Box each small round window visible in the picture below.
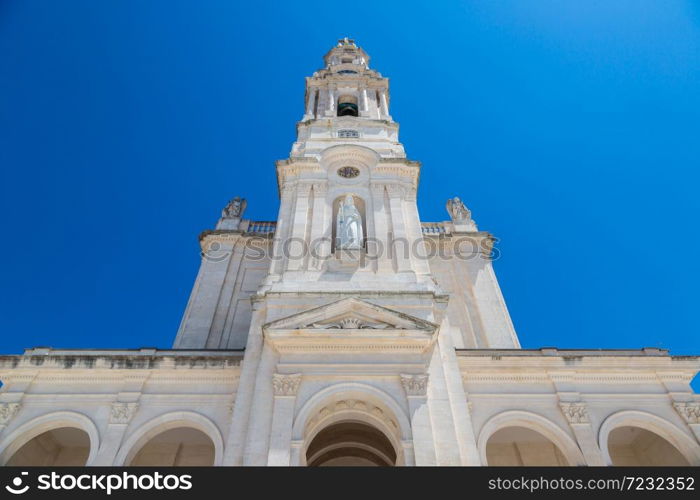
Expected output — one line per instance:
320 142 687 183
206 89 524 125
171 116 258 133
337 166 360 179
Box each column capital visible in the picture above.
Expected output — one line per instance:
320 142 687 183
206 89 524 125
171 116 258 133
272 373 302 397
400 373 429 397
0 402 21 427
559 401 589 424
110 402 139 425
673 401 700 424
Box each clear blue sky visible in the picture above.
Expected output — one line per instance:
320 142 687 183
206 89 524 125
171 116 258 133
1 1 699 373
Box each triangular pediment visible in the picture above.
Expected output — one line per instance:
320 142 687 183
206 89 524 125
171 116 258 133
263 298 438 333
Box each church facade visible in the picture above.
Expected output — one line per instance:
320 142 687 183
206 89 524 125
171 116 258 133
1 39 699 467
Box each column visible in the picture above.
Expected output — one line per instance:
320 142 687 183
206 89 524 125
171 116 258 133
400 374 437 465
242 342 278 465
325 87 336 116
304 88 316 120
360 86 369 116
223 299 266 465
425 345 463 465
369 184 392 273
436 319 482 465
268 184 295 279
379 89 389 118
559 402 606 465
267 374 302 465
93 371 148 465
93 402 140 465
308 183 329 271
402 188 432 277
286 183 312 272
387 186 413 275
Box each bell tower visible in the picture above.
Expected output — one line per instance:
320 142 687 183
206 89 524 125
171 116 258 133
264 37 439 295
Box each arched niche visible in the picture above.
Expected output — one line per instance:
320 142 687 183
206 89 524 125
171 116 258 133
331 194 367 253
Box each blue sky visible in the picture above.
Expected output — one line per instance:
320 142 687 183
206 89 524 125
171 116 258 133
1 1 699 377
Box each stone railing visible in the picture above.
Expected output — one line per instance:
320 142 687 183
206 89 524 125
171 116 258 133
246 221 277 235
242 221 458 236
421 222 450 234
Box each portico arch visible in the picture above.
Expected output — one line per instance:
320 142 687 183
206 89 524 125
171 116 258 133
291 383 412 466
0 411 100 466
478 410 586 466
114 411 224 466
598 410 700 466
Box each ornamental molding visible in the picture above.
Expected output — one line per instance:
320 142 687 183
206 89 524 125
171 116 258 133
559 402 590 424
673 401 700 424
263 298 438 353
400 374 429 396
0 403 21 426
272 373 302 396
110 402 139 424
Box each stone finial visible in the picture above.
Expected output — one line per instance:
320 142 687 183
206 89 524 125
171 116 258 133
400 374 429 396
272 373 302 396
110 402 139 424
559 402 589 424
0 403 21 426
673 401 700 424
446 197 472 224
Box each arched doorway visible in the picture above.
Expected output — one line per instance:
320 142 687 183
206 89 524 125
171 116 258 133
127 427 215 466
6 427 90 466
306 421 397 466
485 426 570 466
608 426 690 466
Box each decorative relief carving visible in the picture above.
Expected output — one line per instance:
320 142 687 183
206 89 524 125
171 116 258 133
110 402 139 424
337 166 360 178
308 317 400 330
272 373 302 396
559 402 589 424
400 373 429 396
0 403 21 425
673 401 700 424
306 399 398 434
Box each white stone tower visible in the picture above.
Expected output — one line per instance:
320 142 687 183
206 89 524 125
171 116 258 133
0 39 698 467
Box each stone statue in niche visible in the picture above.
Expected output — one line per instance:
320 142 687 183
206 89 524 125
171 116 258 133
446 197 471 223
336 195 363 249
222 197 246 219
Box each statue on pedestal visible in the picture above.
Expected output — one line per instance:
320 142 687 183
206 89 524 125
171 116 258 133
336 195 363 249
